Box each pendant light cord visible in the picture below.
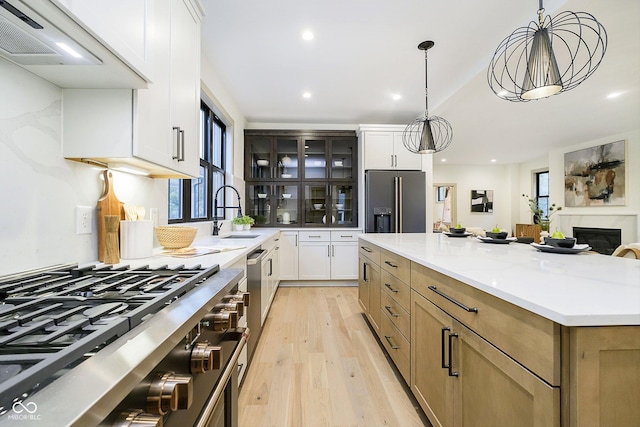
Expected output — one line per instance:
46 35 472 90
424 49 429 117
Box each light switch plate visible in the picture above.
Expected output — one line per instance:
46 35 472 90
76 206 93 234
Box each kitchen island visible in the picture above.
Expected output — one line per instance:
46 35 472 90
358 232 640 427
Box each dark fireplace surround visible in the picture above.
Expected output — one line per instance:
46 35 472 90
573 227 622 255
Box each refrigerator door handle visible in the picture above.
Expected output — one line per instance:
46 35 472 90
398 175 403 233
393 176 399 233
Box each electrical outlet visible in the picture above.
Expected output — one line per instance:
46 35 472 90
76 206 93 234
150 208 158 227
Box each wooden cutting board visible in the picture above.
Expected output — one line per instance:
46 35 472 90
96 170 124 262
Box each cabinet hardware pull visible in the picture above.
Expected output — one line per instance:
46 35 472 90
384 260 398 268
178 129 185 161
428 285 478 313
384 283 398 293
361 246 372 252
331 245 335 257
340 235 353 238
269 258 273 276
295 235 298 246
327 245 330 257
384 335 399 350
309 235 321 238
390 154 394 167
384 305 399 317
441 327 451 369
448 332 459 377
363 262 368 282
172 126 180 160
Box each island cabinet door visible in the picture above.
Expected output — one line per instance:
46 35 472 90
358 256 370 313
365 260 381 335
411 290 455 427
452 318 560 427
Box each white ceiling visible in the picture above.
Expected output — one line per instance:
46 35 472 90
201 0 639 165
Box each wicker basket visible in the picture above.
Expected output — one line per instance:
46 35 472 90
155 226 198 249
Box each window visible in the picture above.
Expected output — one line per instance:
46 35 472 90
534 170 550 218
169 101 226 223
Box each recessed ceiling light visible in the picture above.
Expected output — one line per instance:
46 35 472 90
392 94 401 101
491 159 497 163
303 92 312 99
302 31 314 41
607 92 622 99
440 158 447 162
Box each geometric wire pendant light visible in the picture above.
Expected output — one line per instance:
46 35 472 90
488 0 607 102
403 41 453 154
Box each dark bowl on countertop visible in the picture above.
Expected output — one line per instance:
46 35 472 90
450 227 466 234
544 237 577 248
516 237 534 244
486 231 508 239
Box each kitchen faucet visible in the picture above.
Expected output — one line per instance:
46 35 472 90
213 185 243 235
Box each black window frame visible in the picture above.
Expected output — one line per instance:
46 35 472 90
534 170 550 218
168 101 226 223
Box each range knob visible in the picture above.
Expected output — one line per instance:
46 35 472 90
190 342 223 373
113 410 163 427
224 292 250 307
147 372 193 415
215 301 244 317
203 310 238 330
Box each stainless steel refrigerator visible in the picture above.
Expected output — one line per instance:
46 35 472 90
365 170 426 233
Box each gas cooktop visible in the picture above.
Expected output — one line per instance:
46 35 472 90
0 262 220 413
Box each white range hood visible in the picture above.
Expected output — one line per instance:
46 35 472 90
0 0 147 88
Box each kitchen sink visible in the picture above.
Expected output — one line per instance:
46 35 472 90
222 234 260 239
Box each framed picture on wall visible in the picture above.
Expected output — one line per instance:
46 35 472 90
471 190 493 213
564 140 626 206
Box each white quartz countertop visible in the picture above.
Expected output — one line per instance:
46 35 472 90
88 228 281 271
359 233 640 327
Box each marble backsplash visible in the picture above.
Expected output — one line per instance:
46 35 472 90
558 214 638 245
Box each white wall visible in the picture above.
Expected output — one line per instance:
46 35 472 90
433 164 514 232
0 58 165 275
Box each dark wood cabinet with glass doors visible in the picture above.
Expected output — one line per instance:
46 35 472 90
244 130 358 228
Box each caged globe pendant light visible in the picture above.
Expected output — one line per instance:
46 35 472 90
488 0 607 102
403 41 453 154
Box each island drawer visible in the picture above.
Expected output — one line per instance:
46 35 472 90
381 289 410 341
411 263 561 386
380 248 411 284
381 270 410 313
380 310 410 384
359 239 380 265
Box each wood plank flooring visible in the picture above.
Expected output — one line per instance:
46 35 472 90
239 286 430 427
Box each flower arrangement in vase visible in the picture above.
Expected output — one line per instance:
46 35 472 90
522 194 562 237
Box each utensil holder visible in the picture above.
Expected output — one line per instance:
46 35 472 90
120 220 153 259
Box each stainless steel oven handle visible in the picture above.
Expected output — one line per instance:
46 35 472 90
194 328 250 427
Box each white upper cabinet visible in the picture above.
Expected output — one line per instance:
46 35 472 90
360 125 422 170
53 0 154 82
62 0 202 178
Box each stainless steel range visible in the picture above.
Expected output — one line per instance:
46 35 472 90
0 262 249 427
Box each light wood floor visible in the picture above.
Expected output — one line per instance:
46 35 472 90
239 286 429 427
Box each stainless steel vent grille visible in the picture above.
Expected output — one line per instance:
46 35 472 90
0 14 56 56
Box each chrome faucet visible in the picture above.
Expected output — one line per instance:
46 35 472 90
213 185 243 235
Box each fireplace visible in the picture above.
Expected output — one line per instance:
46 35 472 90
573 227 621 255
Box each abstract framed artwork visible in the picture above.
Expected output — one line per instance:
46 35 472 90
471 190 493 213
564 140 626 207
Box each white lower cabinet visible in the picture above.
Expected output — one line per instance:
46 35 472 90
279 231 299 280
287 230 360 281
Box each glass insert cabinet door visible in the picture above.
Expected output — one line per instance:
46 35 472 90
247 184 273 226
276 138 298 179
275 184 298 226
332 184 355 226
330 138 355 179
304 139 328 179
304 184 328 226
247 137 273 179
